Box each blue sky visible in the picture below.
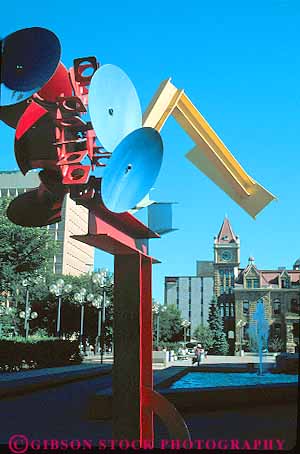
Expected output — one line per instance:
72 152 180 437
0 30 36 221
1 1 299 303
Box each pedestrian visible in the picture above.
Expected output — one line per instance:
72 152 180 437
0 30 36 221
194 343 204 366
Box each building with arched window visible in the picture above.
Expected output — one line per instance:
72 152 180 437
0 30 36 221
165 217 300 354
234 258 300 353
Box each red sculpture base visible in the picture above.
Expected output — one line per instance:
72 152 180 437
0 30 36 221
73 191 190 445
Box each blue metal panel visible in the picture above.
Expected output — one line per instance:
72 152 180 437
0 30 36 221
88 64 142 152
1 27 61 106
148 202 177 235
101 127 163 213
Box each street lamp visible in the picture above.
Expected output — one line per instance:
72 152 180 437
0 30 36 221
19 309 38 339
152 303 167 349
22 279 31 339
49 279 72 338
181 319 191 345
92 269 112 363
237 319 247 356
74 287 90 352
91 295 103 355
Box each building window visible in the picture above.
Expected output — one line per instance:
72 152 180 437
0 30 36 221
281 278 290 289
243 301 249 315
253 279 259 288
273 323 281 336
291 299 299 314
9 188 17 197
243 322 249 340
246 278 259 288
176 280 179 309
220 304 224 317
225 303 229 317
219 267 235 294
273 299 281 315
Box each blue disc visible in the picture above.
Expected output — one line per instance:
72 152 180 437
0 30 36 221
88 64 142 152
1 27 61 106
101 127 163 213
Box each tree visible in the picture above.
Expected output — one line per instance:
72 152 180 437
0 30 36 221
268 335 284 353
0 306 18 337
155 304 183 343
208 295 229 355
0 197 57 295
28 271 114 346
193 324 215 351
0 196 115 344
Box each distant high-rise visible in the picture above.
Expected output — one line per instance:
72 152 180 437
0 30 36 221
165 272 214 336
0 170 94 275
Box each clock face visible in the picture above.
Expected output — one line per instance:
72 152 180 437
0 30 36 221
221 250 232 261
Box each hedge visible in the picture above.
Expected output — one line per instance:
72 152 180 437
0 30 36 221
0 338 82 372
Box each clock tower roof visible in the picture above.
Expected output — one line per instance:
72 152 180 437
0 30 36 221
216 217 238 244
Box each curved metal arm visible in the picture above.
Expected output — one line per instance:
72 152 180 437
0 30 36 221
142 386 191 441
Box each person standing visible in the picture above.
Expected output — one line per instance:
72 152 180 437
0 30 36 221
194 344 204 366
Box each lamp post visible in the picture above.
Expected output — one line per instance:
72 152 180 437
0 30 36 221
181 319 191 345
91 296 103 355
19 309 38 339
237 319 246 356
74 288 89 352
22 279 30 338
152 302 167 349
91 269 112 363
49 279 72 338
0 306 3 337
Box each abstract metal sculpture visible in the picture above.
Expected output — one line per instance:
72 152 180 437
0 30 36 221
0 26 276 445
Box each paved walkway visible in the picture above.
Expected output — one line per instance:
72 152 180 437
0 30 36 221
0 353 277 399
0 371 297 450
0 363 112 398
0 355 297 450
84 352 276 368
172 353 276 367
0 363 109 382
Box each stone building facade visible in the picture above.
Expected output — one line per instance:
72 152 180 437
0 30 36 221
213 218 300 354
165 217 300 353
234 259 300 353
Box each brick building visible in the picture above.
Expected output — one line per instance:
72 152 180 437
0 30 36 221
213 218 300 354
165 217 300 353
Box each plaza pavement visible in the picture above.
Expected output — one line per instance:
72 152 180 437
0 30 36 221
0 355 297 450
0 353 276 398
83 352 277 367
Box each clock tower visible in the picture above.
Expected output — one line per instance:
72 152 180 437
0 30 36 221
214 217 240 296
213 217 240 354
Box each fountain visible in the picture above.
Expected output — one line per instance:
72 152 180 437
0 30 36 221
249 299 270 375
151 299 297 414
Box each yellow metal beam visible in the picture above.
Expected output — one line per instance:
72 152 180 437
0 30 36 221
186 145 275 218
143 79 179 131
143 79 276 218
